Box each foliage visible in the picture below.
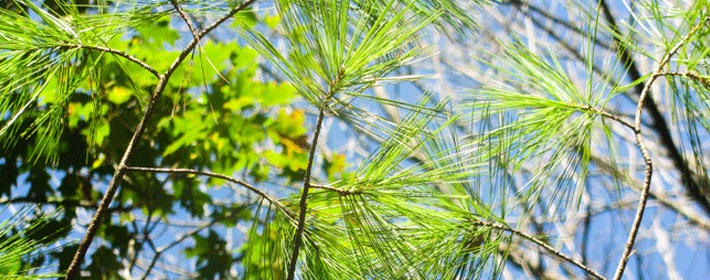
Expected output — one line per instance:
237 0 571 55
0 206 65 279
1 0 710 279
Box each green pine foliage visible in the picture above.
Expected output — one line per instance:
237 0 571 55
1 0 709 279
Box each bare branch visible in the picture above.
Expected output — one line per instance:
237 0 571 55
287 104 328 280
657 71 710 86
613 17 710 280
64 1 258 278
599 0 710 216
470 219 606 280
579 104 635 130
62 44 160 78
170 0 199 40
123 166 292 216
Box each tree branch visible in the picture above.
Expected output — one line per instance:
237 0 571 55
470 219 606 280
64 1 258 278
657 71 710 86
599 0 710 217
310 183 361 195
170 0 199 40
612 17 709 280
63 44 160 78
0 196 134 212
123 166 292 216
579 104 635 130
286 103 328 280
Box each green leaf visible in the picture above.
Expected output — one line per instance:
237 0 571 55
87 246 124 279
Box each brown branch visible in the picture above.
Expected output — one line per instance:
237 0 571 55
123 166 292 216
0 196 134 212
63 44 160 78
599 0 710 217
470 219 606 280
579 104 635 130
286 104 328 280
310 183 361 195
170 0 199 40
657 71 710 86
64 1 258 278
612 17 709 280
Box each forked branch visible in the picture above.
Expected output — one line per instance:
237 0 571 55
612 17 709 280
64 1 257 278
286 103 329 280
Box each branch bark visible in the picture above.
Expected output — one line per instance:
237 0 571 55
599 0 710 217
63 44 160 78
64 1 258 278
123 166 292 216
286 103 328 280
471 219 606 280
612 17 709 280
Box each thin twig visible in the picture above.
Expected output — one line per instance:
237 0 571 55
64 1 257 278
580 104 635 130
600 0 710 217
123 166 292 216
470 219 606 280
286 104 328 280
310 183 361 195
588 154 710 232
0 196 134 212
612 17 709 280
657 71 710 86
140 214 224 280
170 0 199 40
62 44 160 78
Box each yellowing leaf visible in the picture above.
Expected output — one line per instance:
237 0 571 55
280 136 306 157
272 108 307 138
289 109 305 125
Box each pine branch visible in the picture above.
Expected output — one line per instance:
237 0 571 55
658 71 710 86
64 1 258 278
286 102 328 280
123 166 292 216
62 44 160 78
578 104 635 130
170 0 199 40
612 17 710 280
599 0 710 217
470 219 606 280
310 183 361 195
